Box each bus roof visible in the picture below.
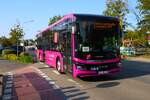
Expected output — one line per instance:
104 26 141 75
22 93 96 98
74 14 119 22
37 14 119 37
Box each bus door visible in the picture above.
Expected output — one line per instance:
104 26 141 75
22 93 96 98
62 32 72 73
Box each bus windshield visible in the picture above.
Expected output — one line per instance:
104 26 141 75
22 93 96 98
75 20 120 60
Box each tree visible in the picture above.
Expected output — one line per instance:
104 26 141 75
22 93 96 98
0 36 12 47
103 0 129 30
124 30 147 46
48 15 62 25
137 0 150 32
9 24 24 45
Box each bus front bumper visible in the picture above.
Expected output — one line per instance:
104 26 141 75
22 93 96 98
75 67 121 78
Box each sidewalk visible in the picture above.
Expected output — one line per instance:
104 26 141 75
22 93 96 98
0 74 3 99
2 66 67 100
125 56 150 62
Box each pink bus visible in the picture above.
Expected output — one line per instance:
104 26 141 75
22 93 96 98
36 14 121 78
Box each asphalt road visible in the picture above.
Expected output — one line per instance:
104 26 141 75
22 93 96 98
33 60 150 100
0 60 29 74
0 59 150 100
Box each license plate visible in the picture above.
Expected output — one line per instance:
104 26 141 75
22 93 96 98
98 71 108 75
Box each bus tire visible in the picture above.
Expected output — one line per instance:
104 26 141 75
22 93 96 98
56 59 62 73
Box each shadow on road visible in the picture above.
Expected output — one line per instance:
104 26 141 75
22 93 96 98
96 81 120 88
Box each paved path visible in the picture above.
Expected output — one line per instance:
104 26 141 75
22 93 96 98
127 56 150 62
2 66 67 100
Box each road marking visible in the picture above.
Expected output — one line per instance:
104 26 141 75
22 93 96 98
6 72 13 76
4 88 12 94
42 75 48 78
52 70 60 75
67 79 83 88
5 84 13 88
44 65 49 68
53 85 60 89
40 62 44 64
40 73 46 76
6 80 13 84
6 77 13 81
67 79 76 83
33 66 61 91
7 75 13 78
3 94 12 100
49 81 55 84
45 77 53 81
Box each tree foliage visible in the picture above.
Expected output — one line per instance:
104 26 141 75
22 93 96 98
103 0 129 30
9 24 24 45
0 36 12 47
48 15 62 25
138 0 150 32
124 30 147 46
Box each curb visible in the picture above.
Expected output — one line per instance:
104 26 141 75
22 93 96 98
0 74 3 100
2 72 13 100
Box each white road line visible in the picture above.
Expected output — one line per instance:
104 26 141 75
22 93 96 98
6 81 13 84
45 77 52 81
42 75 48 78
67 79 83 88
39 62 44 64
3 94 12 100
6 72 13 76
7 75 13 78
52 70 60 75
53 85 60 89
40 73 46 76
6 77 13 81
4 88 12 94
49 81 55 85
67 79 76 83
33 67 61 90
5 84 13 88
44 65 49 68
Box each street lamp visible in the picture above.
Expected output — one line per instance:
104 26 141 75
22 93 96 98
16 20 34 56
22 20 34 54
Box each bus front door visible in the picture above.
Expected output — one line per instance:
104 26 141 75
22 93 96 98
63 32 72 73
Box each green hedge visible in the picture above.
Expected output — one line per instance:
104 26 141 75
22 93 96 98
18 55 34 63
2 49 15 55
4 54 18 61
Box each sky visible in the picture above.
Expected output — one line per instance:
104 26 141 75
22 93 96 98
0 0 137 39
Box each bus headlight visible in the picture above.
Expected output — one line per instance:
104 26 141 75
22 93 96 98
77 65 82 69
117 62 122 67
76 65 87 70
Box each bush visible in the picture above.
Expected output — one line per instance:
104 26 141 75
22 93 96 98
18 55 34 63
19 52 29 56
3 54 18 61
8 54 18 61
2 49 15 56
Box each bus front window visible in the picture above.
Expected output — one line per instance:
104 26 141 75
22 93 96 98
75 20 120 60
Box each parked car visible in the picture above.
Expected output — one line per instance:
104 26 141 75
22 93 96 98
11 46 24 54
120 46 136 56
0 45 4 54
25 46 37 61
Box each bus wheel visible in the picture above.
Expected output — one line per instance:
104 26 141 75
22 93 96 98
56 59 61 73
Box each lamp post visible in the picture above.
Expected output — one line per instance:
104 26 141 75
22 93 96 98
21 20 34 54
